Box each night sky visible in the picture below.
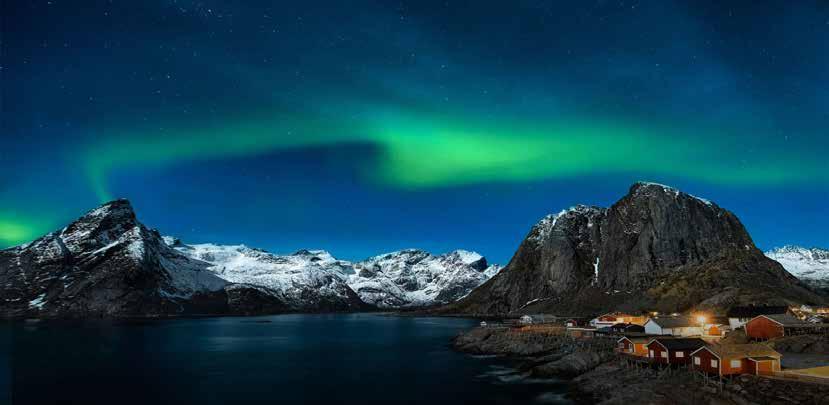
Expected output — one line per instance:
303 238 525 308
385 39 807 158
2 1 828 264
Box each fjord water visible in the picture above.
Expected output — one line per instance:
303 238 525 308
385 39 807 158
2 314 569 404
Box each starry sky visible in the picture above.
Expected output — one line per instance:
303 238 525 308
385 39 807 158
2 0 828 264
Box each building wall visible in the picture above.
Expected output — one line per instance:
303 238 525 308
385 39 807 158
620 340 648 356
729 317 750 330
633 343 648 356
644 322 663 335
720 357 750 375
647 343 695 365
669 349 694 365
752 359 778 375
647 343 669 364
673 326 703 337
692 349 720 375
745 317 784 340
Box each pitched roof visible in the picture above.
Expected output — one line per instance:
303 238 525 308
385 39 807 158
647 316 697 328
597 312 636 319
695 344 781 359
726 305 788 318
649 338 706 351
761 313 809 327
619 335 651 343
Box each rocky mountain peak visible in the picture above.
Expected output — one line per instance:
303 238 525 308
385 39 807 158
444 250 488 271
56 199 144 257
445 182 824 316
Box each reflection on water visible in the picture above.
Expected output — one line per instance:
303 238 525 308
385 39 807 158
3 314 572 404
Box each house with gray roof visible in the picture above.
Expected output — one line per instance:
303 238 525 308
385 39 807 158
644 316 703 337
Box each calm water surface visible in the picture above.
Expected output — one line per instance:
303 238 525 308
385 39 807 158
1 314 570 404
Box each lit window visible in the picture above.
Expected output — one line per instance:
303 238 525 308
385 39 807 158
731 360 741 368
676 352 684 358
694 357 701 365
711 359 718 368
661 352 668 358
629 347 634 353
649 350 654 358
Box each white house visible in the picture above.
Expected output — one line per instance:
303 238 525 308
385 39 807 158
644 317 703 337
519 315 533 325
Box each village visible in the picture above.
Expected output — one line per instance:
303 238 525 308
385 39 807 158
460 305 829 404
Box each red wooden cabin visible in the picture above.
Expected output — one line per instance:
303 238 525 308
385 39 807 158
745 314 817 340
691 344 781 376
646 338 706 365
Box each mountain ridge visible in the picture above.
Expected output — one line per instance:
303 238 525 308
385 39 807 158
765 245 829 294
441 182 825 316
0 200 498 318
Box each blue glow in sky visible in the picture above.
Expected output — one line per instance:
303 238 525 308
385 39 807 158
2 0 827 263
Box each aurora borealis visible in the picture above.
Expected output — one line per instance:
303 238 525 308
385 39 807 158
2 1 828 262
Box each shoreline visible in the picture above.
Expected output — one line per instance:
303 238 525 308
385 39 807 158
451 325 829 404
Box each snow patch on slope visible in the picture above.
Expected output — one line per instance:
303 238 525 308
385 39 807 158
766 246 829 289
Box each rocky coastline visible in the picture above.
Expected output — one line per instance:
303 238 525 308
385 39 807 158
452 326 829 404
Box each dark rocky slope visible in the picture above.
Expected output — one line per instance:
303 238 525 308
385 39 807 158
444 182 824 316
0 200 365 318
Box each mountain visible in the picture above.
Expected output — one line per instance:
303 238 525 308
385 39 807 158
166 241 366 312
444 182 825 316
168 241 500 309
766 246 829 294
0 200 356 318
0 199 498 318
347 249 501 308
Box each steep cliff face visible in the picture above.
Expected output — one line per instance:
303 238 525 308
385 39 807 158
447 183 824 315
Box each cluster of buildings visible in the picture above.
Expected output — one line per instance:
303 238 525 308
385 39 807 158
616 336 783 377
555 305 829 379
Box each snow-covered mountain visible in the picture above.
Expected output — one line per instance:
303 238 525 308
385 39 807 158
347 249 501 308
0 198 500 318
766 246 829 292
167 240 501 309
166 240 365 312
0 200 268 318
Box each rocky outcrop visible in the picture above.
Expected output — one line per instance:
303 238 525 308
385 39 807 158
445 182 825 316
572 362 829 405
533 351 614 378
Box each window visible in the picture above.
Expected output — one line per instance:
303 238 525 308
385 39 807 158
649 350 654 358
676 352 684 358
629 347 634 353
711 359 718 368
694 357 701 365
731 360 741 369
661 352 668 359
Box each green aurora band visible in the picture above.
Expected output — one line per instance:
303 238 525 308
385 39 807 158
2 111 824 248
82 111 827 202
